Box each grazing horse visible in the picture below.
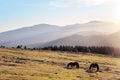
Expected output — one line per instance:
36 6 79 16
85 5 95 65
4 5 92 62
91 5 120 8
89 63 99 72
67 62 79 69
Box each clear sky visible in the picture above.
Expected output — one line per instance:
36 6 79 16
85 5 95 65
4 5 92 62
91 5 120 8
0 0 120 32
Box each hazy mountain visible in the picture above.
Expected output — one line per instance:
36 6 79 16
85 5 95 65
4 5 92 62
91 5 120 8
38 31 120 48
77 31 105 36
65 21 119 34
0 21 119 48
0 24 60 47
38 34 107 48
101 31 120 48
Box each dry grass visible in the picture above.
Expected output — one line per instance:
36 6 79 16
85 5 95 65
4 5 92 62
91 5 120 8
0 48 120 80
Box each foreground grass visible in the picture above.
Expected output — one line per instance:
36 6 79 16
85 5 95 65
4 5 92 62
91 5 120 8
0 48 120 80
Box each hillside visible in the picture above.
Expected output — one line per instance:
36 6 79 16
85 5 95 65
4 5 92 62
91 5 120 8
101 31 120 47
35 30 120 48
0 24 61 47
0 48 120 80
38 34 106 48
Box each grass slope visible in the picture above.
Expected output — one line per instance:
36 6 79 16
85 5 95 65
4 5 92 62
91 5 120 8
0 48 120 80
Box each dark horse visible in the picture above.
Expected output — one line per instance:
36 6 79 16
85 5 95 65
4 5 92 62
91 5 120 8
67 62 79 69
89 63 99 72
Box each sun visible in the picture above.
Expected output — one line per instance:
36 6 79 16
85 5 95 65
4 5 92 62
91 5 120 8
114 5 120 24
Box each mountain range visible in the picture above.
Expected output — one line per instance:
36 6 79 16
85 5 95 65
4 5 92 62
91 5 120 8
0 21 120 48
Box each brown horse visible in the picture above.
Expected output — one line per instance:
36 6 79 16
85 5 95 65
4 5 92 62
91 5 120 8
89 63 99 72
67 62 79 69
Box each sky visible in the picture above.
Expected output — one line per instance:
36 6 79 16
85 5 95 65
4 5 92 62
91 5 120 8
0 0 120 32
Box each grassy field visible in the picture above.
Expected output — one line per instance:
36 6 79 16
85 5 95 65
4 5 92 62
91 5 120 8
0 48 120 80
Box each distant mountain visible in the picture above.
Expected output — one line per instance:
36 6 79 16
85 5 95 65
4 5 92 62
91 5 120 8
0 21 119 48
0 24 60 47
101 31 120 48
65 21 119 34
77 31 105 36
37 34 107 48
38 31 120 48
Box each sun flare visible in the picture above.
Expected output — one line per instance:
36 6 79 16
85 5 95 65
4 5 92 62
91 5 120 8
114 5 120 24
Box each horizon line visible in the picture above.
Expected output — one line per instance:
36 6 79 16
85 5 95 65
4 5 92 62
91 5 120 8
0 20 119 33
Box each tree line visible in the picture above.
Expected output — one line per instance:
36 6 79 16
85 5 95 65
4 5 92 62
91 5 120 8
41 45 120 57
1 45 120 57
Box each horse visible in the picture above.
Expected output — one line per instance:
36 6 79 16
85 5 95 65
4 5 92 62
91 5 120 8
89 63 99 72
67 62 79 69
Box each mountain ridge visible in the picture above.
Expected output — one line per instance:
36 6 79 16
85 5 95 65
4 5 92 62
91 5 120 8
0 21 120 48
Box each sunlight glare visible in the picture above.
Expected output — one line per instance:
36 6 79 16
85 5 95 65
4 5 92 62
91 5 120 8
114 5 120 24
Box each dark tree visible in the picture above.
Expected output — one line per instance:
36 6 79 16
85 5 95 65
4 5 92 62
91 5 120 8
17 45 22 49
24 46 27 50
